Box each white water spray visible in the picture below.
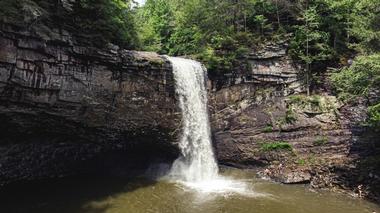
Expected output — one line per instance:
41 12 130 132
167 57 251 195
167 57 218 182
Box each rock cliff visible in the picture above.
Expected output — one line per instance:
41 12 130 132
0 23 378 202
0 24 181 184
209 42 380 201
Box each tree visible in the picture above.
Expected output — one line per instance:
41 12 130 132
70 0 139 48
349 0 380 53
316 0 353 56
136 0 174 53
0 0 139 48
331 54 380 129
290 1 333 95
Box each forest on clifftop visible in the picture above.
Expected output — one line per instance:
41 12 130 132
0 0 379 128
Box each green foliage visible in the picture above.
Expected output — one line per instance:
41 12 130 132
349 0 380 53
297 158 306 166
287 94 338 114
134 0 287 74
331 54 380 130
289 2 334 93
263 124 273 133
252 14 272 36
290 5 334 65
3 0 379 89
0 0 18 23
70 0 138 48
133 0 379 82
136 0 174 53
261 141 292 152
320 0 354 53
0 0 139 49
168 26 203 56
275 108 297 130
368 103 380 129
331 54 380 101
309 95 322 107
288 95 304 104
313 136 328 146
0 0 45 25
297 155 319 165
284 109 297 124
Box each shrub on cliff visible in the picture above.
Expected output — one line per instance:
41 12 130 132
331 54 380 102
368 103 380 130
261 141 292 152
331 54 380 129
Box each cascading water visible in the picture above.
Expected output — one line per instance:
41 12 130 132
167 57 218 182
167 57 250 194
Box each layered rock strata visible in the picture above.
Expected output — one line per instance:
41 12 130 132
0 25 181 184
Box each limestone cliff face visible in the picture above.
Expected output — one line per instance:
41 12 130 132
0 25 181 184
209 41 302 95
0 23 378 201
209 42 379 201
209 42 307 168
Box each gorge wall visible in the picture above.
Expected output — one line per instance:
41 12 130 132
0 23 378 202
209 42 380 201
0 24 181 184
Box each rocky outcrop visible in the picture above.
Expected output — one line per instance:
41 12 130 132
211 89 380 201
209 42 380 202
211 92 350 168
0 24 181 184
247 42 301 91
210 41 302 95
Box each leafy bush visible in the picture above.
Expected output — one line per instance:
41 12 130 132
331 54 380 130
297 158 306 166
288 95 322 108
261 141 292 152
284 109 297 124
368 103 380 129
288 94 339 115
331 54 380 101
350 0 380 53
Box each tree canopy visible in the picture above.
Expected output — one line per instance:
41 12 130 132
1 0 379 128
0 0 139 49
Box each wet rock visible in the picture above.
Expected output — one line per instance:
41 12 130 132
277 171 312 184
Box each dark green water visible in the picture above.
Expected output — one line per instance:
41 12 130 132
1 168 379 213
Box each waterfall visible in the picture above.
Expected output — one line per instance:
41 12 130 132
167 56 218 182
166 57 248 195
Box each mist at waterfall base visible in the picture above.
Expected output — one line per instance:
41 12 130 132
164 57 250 195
